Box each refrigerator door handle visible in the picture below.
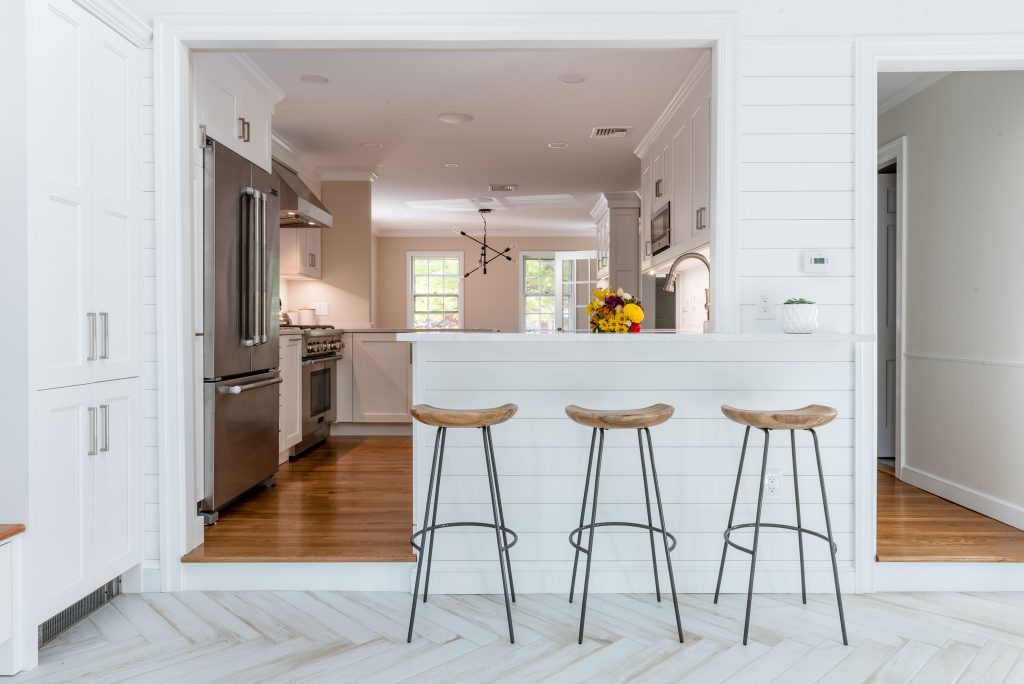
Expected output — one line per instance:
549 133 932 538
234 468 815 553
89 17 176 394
258 190 268 344
218 375 283 394
241 187 257 347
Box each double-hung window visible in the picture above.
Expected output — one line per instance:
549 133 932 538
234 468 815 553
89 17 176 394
408 253 463 329
521 255 557 331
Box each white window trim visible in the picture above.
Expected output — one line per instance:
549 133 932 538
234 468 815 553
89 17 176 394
406 251 464 329
519 251 556 332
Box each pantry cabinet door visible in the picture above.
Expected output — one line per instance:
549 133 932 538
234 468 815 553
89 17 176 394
93 379 143 585
92 22 141 383
29 0 95 391
29 384 96 623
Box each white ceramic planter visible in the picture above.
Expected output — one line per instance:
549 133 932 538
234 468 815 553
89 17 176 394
781 303 818 334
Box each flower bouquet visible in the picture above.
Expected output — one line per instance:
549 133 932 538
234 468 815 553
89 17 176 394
587 287 645 333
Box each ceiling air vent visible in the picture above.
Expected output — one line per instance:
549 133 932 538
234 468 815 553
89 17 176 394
488 183 518 192
591 126 632 139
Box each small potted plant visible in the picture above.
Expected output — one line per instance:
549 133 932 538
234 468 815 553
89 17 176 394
781 297 818 334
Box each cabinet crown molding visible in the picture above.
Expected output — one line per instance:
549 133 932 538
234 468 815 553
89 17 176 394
604 191 641 209
221 53 286 105
75 0 151 46
633 50 712 159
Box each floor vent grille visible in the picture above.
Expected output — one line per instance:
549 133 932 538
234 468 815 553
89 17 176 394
38 578 121 646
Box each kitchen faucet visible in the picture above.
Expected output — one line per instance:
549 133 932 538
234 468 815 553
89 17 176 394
663 251 711 324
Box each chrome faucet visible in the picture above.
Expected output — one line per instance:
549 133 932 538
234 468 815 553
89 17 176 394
663 251 711 323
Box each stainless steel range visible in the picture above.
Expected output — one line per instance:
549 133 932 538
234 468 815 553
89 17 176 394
286 326 345 454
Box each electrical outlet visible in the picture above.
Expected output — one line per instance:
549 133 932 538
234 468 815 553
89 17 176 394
755 290 774 319
765 469 781 500
311 302 329 316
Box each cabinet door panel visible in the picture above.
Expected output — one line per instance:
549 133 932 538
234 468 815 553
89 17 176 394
279 336 302 452
30 384 95 623
304 228 322 279
671 120 692 245
690 94 711 244
92 24 140 382
353 336 411 422
240 82 273 173
639 163 652 270
30 0 95 390
93 379 142 584
194 55 242 153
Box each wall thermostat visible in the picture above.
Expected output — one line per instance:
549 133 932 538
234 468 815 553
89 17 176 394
801 251 833 275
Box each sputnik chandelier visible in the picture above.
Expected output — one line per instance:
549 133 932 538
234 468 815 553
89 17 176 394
460 208 512 278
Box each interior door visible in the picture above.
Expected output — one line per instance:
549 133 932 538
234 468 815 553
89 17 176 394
555 251 598 332
878 173 898 463
92 23 140 383
93 379 142 584
30 0 95 391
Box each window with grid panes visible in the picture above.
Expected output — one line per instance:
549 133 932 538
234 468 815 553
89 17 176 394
410 254 462 329
522 256 556 331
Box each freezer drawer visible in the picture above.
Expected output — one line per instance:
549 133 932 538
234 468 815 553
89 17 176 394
201 371 281 515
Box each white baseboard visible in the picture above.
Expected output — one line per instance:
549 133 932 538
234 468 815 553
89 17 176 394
901 465 1024 530
181 562 414 591
331 423 412 437
874 562 1024 592
140 562 162 592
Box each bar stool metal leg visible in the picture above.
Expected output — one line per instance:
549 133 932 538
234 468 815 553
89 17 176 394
637 429 662 602
742 429 771 646
644 428 684 643
482 426 516 643
408 427 444 643
577 428 606 644
790 430 807 604
715 426 750 603
485 426 516 603
569 428 597 604
422 427 447 603
811 428 848 645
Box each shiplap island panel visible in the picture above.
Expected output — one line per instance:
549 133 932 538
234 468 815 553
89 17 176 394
399 332 865 595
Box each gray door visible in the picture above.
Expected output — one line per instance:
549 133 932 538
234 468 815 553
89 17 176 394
877 173 898 461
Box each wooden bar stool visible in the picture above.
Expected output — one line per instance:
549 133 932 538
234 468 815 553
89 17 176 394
715 404 848 646
565 403 683 644
406 403 519 643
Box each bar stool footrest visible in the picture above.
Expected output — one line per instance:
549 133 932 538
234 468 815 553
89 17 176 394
723 522 837 555
412 522 518 553
570 522 677 554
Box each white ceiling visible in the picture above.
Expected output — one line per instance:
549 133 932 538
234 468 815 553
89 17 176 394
245 48 707 236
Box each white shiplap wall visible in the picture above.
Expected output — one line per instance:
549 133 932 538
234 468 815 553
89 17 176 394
738 41 856 334
411 339 856 595
139 44 161 583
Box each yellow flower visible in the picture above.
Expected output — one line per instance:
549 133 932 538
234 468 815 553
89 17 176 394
622 303 645 323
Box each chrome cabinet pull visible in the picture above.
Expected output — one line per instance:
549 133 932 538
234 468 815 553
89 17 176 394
308 253 316 268
88 406 98 455
87 312 98 361
696 207 707 230
243 119 251 143
238 117 246 141
99 312 109 359
99 404 110 452
645 241 652 257
655 179 664 198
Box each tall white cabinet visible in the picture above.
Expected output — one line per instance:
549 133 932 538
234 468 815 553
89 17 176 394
3 0 145 671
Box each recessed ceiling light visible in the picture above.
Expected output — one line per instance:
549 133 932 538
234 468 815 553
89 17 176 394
359 141 382 149
547 142 569 149
300 74 329 85
437 112 474 124
558 73 587 84
443 162 460 168
307 221 316 226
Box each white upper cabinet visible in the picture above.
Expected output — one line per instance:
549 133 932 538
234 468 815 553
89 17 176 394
635 55 712 268
280 227 322 280
193 53 283 173
30 1 140 391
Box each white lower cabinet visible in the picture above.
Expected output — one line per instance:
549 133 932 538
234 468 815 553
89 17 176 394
29 378 141 624
352 334 412 423
278 335 302 453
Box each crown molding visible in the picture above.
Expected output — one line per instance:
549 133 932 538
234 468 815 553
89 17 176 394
588 195 608 222
220 53 286 104
877 72 950 115
75 0 152 47
374 227 597 239
322 170 379 183
633 50 712 159
604 190 641 209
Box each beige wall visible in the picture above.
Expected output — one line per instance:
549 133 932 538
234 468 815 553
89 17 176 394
286 180 373 326
374 235 595 332
879 72 1024 527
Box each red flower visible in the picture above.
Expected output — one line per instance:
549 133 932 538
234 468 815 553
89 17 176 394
629 322 641 333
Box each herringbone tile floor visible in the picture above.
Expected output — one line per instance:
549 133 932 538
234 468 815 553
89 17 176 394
17 591 1024 683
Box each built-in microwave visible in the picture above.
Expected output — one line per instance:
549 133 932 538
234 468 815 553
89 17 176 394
650 202 671 256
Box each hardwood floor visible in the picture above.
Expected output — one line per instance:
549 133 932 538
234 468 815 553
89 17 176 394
22 590 1024 682
183 437 415 563
877 470 1024 562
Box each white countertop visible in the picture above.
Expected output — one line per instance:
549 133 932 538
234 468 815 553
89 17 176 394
397 331 874 342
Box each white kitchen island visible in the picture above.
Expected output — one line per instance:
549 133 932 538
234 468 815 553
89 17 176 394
398 331 873 596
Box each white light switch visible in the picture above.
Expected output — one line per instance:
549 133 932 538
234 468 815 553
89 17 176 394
311 302 329 316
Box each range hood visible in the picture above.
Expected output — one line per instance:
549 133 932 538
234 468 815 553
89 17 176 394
272 159 333 229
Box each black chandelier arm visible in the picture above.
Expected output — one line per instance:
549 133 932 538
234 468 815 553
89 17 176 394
459 231 511 258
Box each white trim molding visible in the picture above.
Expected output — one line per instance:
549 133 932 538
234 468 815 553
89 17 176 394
633 50 712 158
877 72 950 114
222 52 286 104
901 465 1024 532
75 0 151 46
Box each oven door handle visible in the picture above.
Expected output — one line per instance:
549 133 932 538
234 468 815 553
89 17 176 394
302 353 345 367
218 376 283 394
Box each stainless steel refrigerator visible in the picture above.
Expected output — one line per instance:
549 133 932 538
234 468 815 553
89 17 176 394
200 138 281 522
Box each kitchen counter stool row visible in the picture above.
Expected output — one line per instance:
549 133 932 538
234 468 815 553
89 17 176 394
406 399 848 647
